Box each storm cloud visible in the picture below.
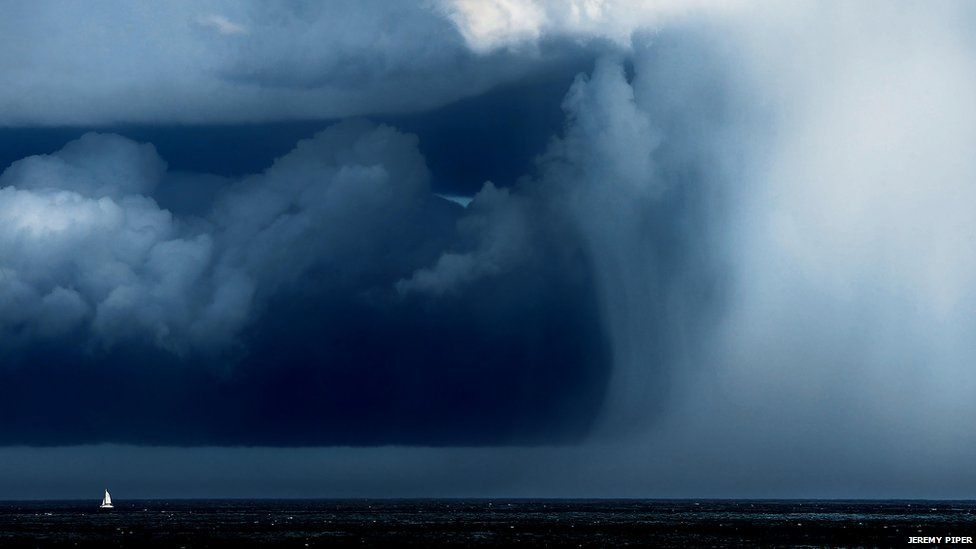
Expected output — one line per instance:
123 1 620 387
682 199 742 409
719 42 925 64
0 118 609 445
2 0 976 497
0 1 591 125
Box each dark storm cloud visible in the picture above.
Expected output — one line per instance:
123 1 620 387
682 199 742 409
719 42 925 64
0 0 591 126
397 182 532 296
0 118 609 445
0 121 442 351
0 62 590 199
0 137 210 351
3 0 976 499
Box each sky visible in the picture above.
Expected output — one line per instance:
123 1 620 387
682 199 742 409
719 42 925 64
2 0 976 499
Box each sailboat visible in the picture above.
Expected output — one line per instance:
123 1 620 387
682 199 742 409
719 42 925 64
99 489 114 509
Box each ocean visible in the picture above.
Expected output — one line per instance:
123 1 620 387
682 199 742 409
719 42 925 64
0 499 973 547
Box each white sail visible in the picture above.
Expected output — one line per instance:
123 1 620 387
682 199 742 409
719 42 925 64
100 489 113 508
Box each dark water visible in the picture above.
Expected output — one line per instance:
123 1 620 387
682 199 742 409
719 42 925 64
0 499 973 547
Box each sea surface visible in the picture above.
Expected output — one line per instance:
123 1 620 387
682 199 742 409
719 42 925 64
0 499 973 547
